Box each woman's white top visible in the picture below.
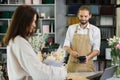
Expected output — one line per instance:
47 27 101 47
7 36 67 80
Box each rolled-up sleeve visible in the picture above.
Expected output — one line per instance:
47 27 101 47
91 27 101 51
64 25 76 47
63 27 71 47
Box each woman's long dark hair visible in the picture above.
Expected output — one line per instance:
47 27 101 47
3 5 39 46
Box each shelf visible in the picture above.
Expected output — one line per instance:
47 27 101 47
65 0 116 5
0 47 6 50
0 19 10 20
40 18 55 21
98 26 116 28
66 4 116 16
66 14 116 17
0 0 56 55
66 14 76 17
0 33 6 35
0 4 55 7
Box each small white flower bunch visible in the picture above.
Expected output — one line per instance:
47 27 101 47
29 33 48 52
107 36 120 48
43 46 65 67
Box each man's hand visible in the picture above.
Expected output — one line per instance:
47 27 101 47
70 50 79 58
64 46 79 58
85 56 89 63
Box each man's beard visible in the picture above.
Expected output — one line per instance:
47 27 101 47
80 20 88 25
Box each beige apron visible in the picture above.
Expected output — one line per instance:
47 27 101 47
67 25 95 72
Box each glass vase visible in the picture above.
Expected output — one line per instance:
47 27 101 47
111 48 120 78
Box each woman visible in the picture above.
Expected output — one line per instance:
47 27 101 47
3 5 66 80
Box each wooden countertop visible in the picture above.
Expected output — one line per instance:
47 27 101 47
67 74 89 80
67 71 103 80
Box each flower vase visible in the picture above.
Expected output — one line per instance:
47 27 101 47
107 36 120 78
111 48 120 78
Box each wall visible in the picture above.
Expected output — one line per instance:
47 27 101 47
116 0 120 37
56 0 67 47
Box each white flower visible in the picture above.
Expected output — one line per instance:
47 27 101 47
107 36 120 46
29 34 48 52
43 46 65 67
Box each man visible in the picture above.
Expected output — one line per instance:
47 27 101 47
64 5 101 72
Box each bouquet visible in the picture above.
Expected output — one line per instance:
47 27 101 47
29 34 65 67
107 36 120 77
43 46 65 67
107 36 120 61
